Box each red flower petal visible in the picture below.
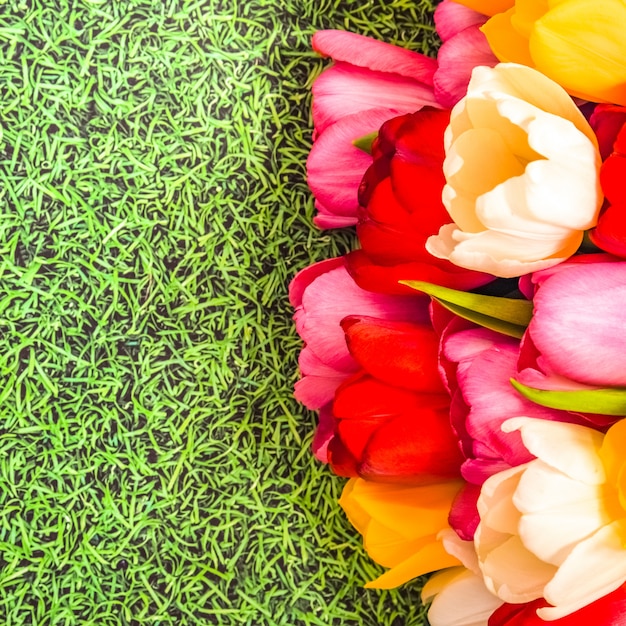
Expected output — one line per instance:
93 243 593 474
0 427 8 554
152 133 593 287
359 402 463 483
590 203 626 258
341 316 445 392
590 103 626 161
448 482 481 541
345 250 492 295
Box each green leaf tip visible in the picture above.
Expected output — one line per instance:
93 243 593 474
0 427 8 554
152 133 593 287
510 378 626 416
352 131 378 155
401 280 533 339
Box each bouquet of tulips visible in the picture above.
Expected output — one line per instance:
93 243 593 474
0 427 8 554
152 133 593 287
291 1 626 624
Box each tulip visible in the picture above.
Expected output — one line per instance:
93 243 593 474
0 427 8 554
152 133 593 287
425 568 504 626
347 109 493 295
426 63 602 278
327 316 464 483
475 418 626 620
441 318 616 540
588 105 626 257
516 260 626 390
477 0 626 105
289 257 428 460
308 30 440 229
339 477 464 588
433 1 498 108
423 529 504 626
490 584 626 625
443 323 616 481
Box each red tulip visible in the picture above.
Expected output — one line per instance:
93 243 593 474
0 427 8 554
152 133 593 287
589 104 626 257
289 257 428 461
346 109 493 295
326 316 464 484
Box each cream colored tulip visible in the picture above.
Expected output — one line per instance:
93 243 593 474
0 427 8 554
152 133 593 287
475 418 626 620
426 63 602 278
422 530 503 626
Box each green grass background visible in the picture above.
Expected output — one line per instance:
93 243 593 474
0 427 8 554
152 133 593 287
0 0 439 623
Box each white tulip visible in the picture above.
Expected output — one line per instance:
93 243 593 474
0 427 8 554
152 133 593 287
427 63 602 278
475 418 626 619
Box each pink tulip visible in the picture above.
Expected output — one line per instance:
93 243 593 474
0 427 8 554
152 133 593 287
516 258 626 390
433 1 498 108
289 257 428 461
440 316 617 539
308 30 440 229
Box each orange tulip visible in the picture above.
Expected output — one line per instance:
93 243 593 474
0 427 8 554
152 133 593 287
339 478 464 588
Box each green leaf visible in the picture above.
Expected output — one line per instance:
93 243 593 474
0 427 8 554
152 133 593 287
510 379 626 416
402 280 533 339
352 131 378 155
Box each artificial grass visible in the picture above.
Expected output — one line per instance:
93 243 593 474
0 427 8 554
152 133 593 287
0 0 439 623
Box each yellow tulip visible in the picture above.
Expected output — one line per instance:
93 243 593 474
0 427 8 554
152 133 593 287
339 478 464 588
480 0 626 104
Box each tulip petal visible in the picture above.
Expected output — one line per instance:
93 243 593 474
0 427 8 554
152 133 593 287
541 521 626 620
313 210 360 229
439 528 481 573
515 460 611 566
366 540 461 589
434 1 488 42
449 483 482 541
425 568 504 626
465 64 598 144
307 109 396 227
311 404 335 463
434 26 498 109
481 534 557 603
528 263 626 386
313 62 438 133
298 265 426 371
529 0 626 105
312 30 437 84
503 418 605 484
359 404 463 483
289 257 344 308
294 345 353 410
365 520 431 568
481 9 535 66
427 224 581 278
341 316 445 392
346 248 493 295
590 103 626 161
